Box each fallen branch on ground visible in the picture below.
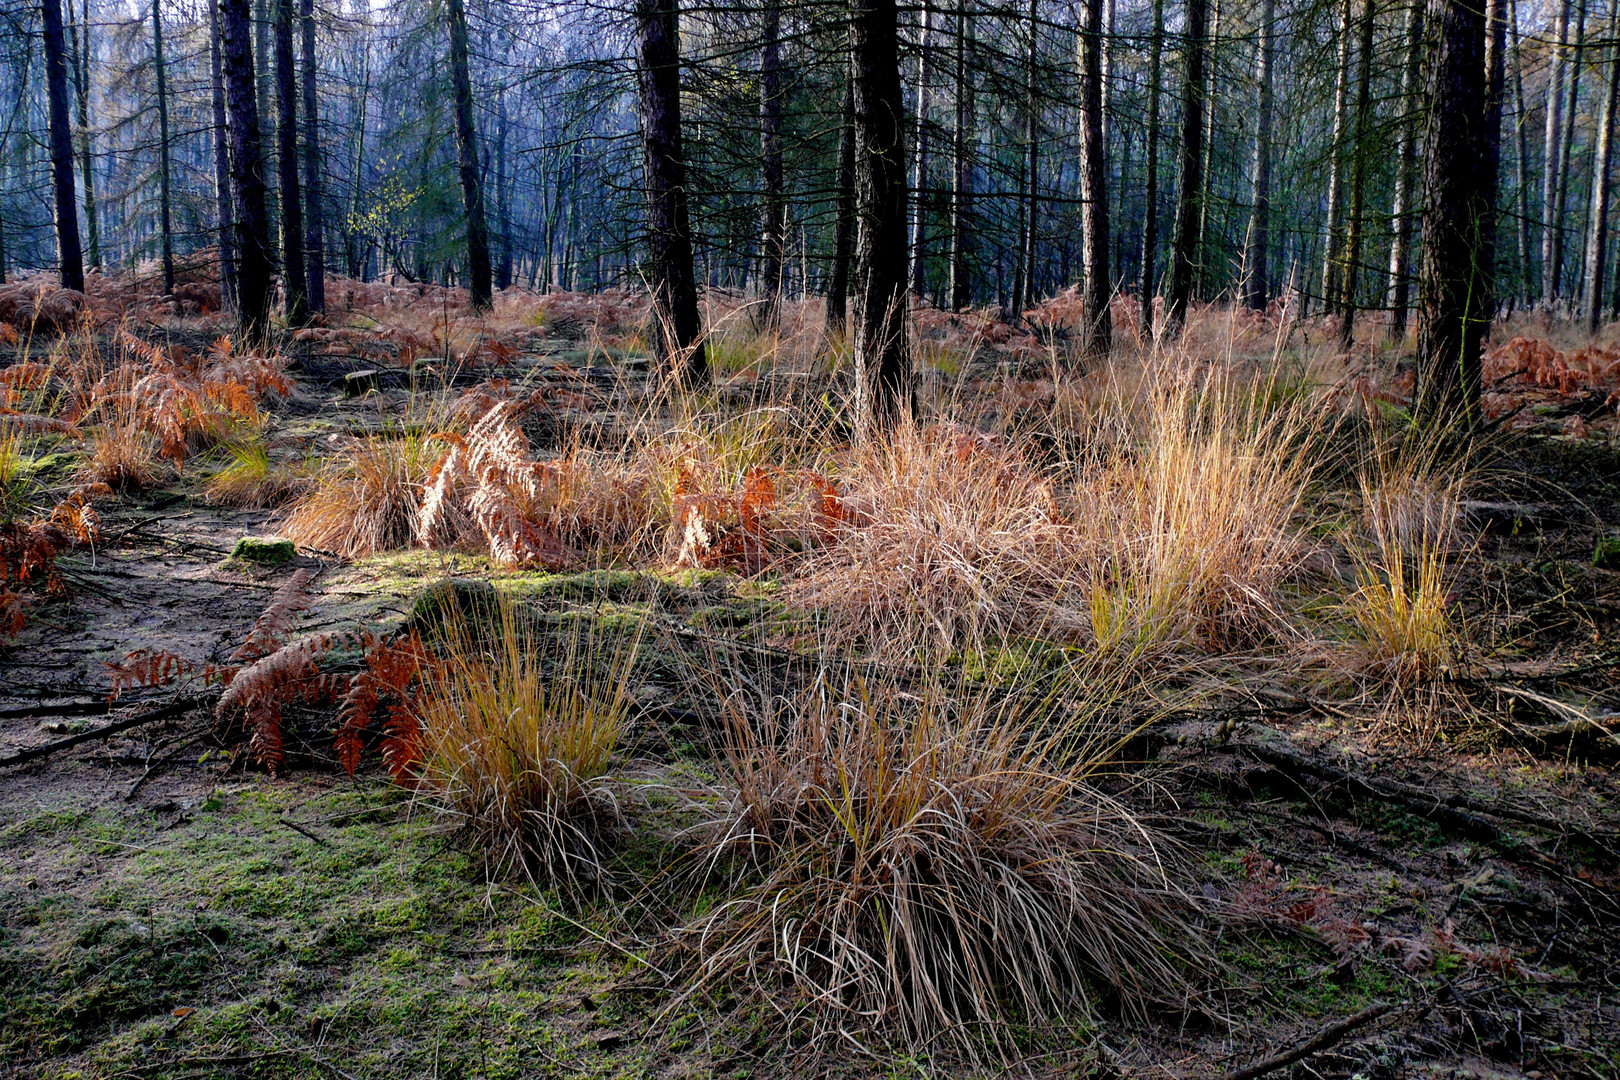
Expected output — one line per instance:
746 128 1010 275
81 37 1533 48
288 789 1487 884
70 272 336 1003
0 698 202 769
1225 1002 1394 1080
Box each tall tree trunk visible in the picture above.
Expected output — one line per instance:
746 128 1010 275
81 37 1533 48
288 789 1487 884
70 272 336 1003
1140 0 1164 336
255 0 277 236
273 0 306 322
910 0 930 299
446 0 492 310
211 0 237 310
1387 0 1426 338
152 0 176 295
42 0 84 293
948 0 972 310
1541 0 1571 302
759 0 785 328
1551 0 1586 301
1510 0 1532 303
1485 0 1506 317
1322 0 1352 313
69 0 99 269
827 74 857 333
1583 0 1619 332
494 93 513 290
1014 0 1039 311
1077 0 1110 358
300 0 324 312
851 0 914 426
1337 0 1374 348
346 16 369 280
1163 0 1207 335
635 0 706 383
1195 0 1219 298
221 0 273 342
1416 0 1493 421
1244 0 1273 310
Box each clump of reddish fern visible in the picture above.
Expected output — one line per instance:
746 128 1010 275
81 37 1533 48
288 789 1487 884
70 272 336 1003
1 487 103 639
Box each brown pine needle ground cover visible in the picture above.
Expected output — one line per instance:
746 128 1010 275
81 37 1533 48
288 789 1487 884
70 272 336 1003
1 275 1618 1078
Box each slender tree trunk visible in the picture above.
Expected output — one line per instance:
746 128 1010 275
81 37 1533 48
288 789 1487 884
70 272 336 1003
1077 0 1110 358
1322 0 1352 313
1195 0 1219 298
255 0 277 236
635 0 706 383
272 0 306 321
1163 0 1207 334
221 0 273 342
1417 0 1492 422
69 0 99 269
1244 0 1273 310
494 94 512 290
211 0 237 310
300 0 324 312
1140 0 1164 336
827 75 857 333
1551 0 1586 301
758 0 785 328
1017 0 1039 310
1485 0 1506 319
1338 0 1374 348
910 0 931 299
851 0 914 426
1542 0 1571 302
1583 0 1619 331
948 0 972 311
1510 0 1532 303
346 19 369 280
446 0 492 310
152 0 176 294
1387 0 1425 338
43 0 84 293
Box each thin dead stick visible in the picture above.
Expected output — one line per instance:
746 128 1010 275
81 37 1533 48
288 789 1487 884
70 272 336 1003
1225 1002 1394 1080
125 729 210 801
0 698 202 769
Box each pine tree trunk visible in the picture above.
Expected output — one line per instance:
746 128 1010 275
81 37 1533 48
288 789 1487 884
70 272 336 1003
1163 0 1207 335
273 0 306 322
1485 0 1506 318
255 0 277 236
69 0 99 269
827 75 857 332
42 0 84 293
300 0 324 312
1077 0 1110 358
152 0 176 295
1387 0 1425 339
1551 0 1585 301
345 21 369 281
635 0 706 383
1322 0 1352 314
1338 0 1374 348
1417 0 1492 422
494 93 513 290
758 0 785 328
852 0 914 427
221 0 274 342
948 0 972 311
1244 0 1272 311
1541 0 1571 302
1011 0 1038 313
446 0 493 310
1510 0 1532 304
1583 0 1619 332
910 1 931 299
211 0 237 310
1140 0 1164 336
1195 0 1219 298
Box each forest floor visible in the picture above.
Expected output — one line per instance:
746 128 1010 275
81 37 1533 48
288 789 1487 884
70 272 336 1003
2 272 1620 1079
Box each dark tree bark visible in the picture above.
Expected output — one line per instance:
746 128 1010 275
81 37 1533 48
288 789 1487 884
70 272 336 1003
42 0 84 293
152 0 176 295
1485 0 1506 318
1541 0 1571 302
1510 0 1532 303
255 0 277 233
273 0 306 323
1321 0 1352 313
1387 0 1425 339
1010 0 1038 313
68 0 99 269
1077 0 1110 358
494 93 513 290
758 0 785 329
910 0 931 299
1140 0 1163 336
211 0 238 310
1582 0 1618 332
1337 0 1374 348
447 0 493 311
851 0 914 426
1244 0 1273 311
300 0 324 312
948 0 972 311
1551 0 1585 301
1416 0 1493 422
827 73 857 334
221 0 274 343
1163 0 1207 335
635 0 707 384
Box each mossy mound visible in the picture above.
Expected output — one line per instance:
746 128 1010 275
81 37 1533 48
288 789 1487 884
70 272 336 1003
229 536 297 565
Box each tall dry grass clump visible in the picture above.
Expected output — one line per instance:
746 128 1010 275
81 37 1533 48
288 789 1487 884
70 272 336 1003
411 598 642 886
676 659 1202 1047
282 431 445 557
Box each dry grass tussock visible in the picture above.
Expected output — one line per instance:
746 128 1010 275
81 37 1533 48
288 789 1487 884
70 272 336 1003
673 656 1204 1048
282 428 450 558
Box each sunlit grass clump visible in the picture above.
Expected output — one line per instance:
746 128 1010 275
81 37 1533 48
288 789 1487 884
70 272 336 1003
282 432 443 557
